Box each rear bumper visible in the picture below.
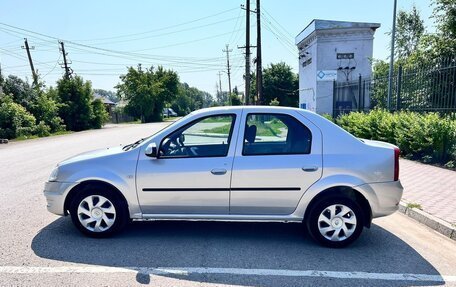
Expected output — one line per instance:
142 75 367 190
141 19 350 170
43 181 76 216
358 180 404 218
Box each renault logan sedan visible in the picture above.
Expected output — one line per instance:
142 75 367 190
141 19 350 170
44 106 403 247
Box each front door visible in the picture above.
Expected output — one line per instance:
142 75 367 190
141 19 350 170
230 111 322 215
136 113 239 214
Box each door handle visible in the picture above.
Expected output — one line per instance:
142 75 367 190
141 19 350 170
211 168 227 175
302 166 318 172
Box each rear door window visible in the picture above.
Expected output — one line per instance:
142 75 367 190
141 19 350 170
242 113 312 156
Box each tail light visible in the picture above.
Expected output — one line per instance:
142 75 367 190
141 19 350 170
394 147 400 181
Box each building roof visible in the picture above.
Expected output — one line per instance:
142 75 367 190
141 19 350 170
295 19 381 45
93 93 116 105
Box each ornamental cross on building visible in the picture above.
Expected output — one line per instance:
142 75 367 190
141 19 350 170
295 19 380 115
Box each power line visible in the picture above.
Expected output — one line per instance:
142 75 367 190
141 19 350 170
227 8 244 45
261 13 295 49
0 23 240 67
42 54 61 78
80 16 241 46
132 29 243 52
73 7 240 42
262 8 295 38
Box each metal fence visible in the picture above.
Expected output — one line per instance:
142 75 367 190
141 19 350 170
333 57 456 117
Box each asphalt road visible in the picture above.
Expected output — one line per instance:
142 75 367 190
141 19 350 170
0 122 455 287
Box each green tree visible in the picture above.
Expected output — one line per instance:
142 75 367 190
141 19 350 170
171 83 214 115
393 6 425 59
269 98 280 106
56 76 95 131
116 65 179 122
262 62 299 107
229 94 242 106
2 75 38 111
419 0 456 59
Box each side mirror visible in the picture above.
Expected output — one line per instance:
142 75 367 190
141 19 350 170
145 142 158 158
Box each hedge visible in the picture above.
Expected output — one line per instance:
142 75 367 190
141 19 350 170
335 110 456 168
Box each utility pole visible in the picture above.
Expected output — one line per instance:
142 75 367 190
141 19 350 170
239 0 254 105
387 0 398 110
0 62 3 95
59 41 72 79
223 44 233 104
256 0 263 105
217 71 223 97
21 38 38 86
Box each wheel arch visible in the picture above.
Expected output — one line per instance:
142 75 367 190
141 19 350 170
303 186 373 228
63 180 129 216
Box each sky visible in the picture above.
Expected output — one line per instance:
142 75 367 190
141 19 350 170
0 0 435 96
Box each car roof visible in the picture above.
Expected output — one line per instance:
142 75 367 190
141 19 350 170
192 105 312 116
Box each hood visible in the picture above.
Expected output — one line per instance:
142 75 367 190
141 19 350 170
59 145 125 166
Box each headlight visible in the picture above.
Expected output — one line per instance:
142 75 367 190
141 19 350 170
48 167 59 182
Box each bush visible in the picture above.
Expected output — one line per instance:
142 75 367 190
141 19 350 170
34 121 51 137
30 90 65 133
0 95 37 139
336 110 456 164
91 99 109 129
321 114 334 122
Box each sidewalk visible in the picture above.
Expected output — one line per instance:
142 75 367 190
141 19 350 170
398 159 456 238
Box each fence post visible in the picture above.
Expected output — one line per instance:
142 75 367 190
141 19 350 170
396 65 402 111
358 74 362 112
332 80 337 118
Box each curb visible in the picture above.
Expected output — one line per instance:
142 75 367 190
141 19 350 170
399 201 456 241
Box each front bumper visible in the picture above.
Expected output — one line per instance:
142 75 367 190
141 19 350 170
358 180 404 218
43 181 76 216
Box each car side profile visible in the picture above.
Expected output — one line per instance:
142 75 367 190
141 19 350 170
44 106 403 247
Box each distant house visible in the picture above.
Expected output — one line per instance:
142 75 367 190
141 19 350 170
93 93 116 115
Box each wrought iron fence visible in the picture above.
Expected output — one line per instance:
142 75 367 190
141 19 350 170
333 57 456 118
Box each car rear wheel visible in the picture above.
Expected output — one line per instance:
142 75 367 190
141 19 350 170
69 186 128 237
306 197 364 248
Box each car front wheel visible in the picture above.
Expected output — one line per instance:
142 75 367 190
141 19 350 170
306 197 364 248
69 187 128 237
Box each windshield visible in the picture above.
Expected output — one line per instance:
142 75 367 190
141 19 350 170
122 113 194 151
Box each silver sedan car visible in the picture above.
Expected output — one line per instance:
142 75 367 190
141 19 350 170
44 106 403 247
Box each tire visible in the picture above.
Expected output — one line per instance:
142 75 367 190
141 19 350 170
306 196 364 248
69 185 128 238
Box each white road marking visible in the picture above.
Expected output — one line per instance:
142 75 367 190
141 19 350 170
0 266 455 282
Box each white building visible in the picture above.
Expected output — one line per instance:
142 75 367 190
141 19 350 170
295 20 380 115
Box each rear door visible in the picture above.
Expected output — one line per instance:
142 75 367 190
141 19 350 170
230 110 322 215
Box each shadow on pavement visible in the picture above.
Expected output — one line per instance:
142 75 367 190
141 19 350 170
32 218 444 287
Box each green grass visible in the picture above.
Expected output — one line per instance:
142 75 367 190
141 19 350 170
250 120 286 137
203 119 287 137
13 130 73 142
122 119 142 124
203 117 233 123
203 124 231 134
163 116 180 122
406 202 423 210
